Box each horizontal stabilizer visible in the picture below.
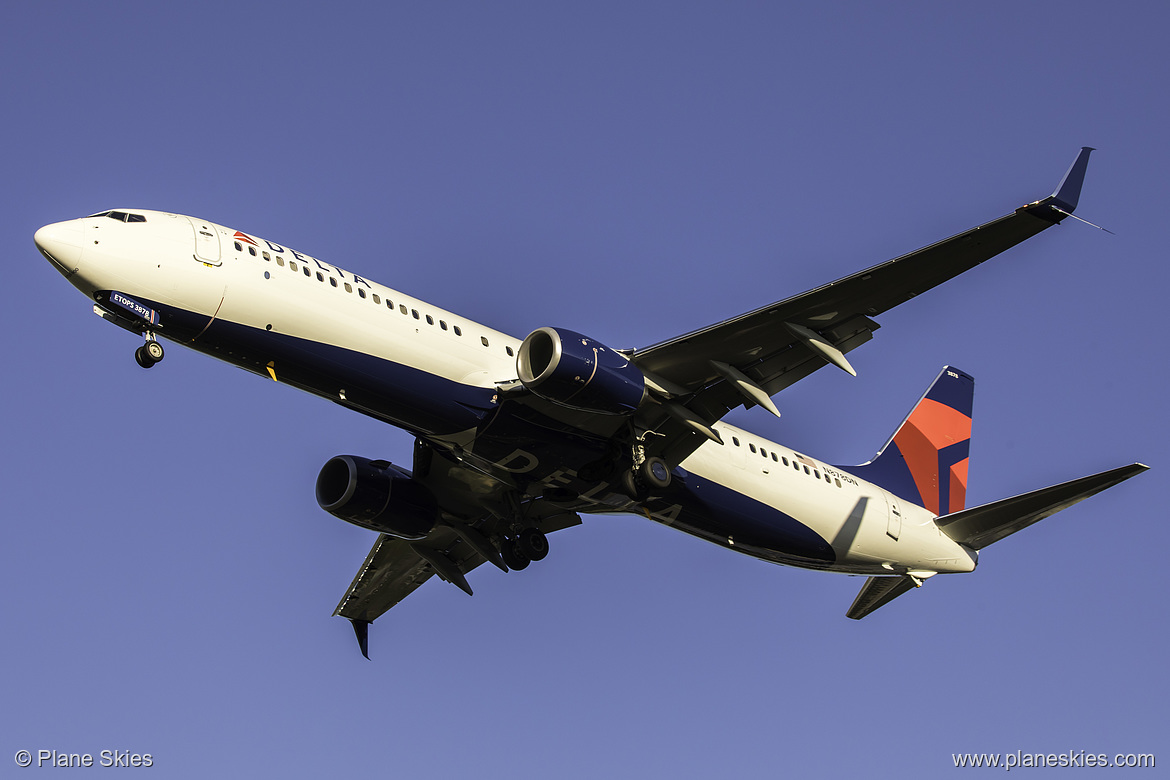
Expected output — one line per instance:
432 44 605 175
937 463 1147 550
846 575 917 620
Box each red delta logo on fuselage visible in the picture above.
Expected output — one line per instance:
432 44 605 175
233 229 372 289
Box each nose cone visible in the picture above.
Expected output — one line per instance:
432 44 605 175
35 220 85 276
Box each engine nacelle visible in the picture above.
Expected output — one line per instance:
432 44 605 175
516 327 646 415
315 455 438 540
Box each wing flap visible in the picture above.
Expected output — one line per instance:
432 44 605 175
333 534 435 623
651 320 876 466
936 463 1148 550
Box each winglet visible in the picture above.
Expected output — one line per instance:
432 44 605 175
1048 146 1095 213
350 619 371 660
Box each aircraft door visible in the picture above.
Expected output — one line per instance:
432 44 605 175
885 493 902 540
187 217 222 266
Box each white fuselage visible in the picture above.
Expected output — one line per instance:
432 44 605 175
36 210 977 578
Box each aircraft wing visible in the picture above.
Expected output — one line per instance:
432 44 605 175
334 442 582 657
333 535 435 633
631 148 1095 466
334 527 486 658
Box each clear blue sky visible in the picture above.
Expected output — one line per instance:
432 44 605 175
3 2 1165 777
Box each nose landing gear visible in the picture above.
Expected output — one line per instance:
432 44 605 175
135 337 164 369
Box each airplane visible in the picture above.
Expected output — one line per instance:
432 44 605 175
35 147 1146 657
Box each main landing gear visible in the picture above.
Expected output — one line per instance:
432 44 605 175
134 337 164 369
621 454 672 500
500 527 548 571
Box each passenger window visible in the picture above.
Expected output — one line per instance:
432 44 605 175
834 478 841 487
804 466 810 475
289 261 298 271
277 257 285 267
454 326 462 336
234 241 242 251
749 443 756 453
400 305 408 315
732 437 740 447
412 309 420 319
372 294 380 304
303 267 310 277
814 471 820 479
506 346 514 357
344 282 353 293
317 272 324 282
249 246 257 256
481 336 490 347
782 457 789 466
330 277 337 287
263 251 271 261
771 452 778 462
358 288 366 298
426 314 433 325
440 321 448 330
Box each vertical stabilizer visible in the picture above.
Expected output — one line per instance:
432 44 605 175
847 367 974 515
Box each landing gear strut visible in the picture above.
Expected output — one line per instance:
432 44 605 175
135 337 164 369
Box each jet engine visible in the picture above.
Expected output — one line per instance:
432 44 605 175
516 327 646 414
316 455 437 540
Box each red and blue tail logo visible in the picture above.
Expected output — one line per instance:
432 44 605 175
847 367 973 516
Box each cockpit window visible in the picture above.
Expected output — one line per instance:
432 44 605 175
87 211 146 223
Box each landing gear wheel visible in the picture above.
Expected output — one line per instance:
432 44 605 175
145 340 164 362
134 345 156 369
501 540 530 571
620 469 643 501
639 457 672 490
517 528 549 561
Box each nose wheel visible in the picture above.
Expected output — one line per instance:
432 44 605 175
135 339 164 369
